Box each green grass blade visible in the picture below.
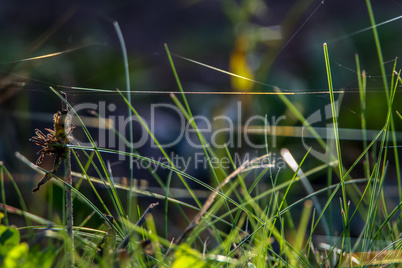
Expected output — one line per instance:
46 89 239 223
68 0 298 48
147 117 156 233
113 21 136 222
0 163 34 238
323 43 349 252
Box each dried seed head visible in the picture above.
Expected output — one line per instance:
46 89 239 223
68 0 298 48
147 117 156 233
30 101 74 192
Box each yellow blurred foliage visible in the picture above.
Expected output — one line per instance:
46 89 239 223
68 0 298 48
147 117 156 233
229 35 254 91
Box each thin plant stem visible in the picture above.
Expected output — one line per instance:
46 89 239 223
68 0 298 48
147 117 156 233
113 21 135 222
323 43 350 253
64 147 74 267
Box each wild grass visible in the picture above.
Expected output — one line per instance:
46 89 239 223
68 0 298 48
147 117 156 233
1 1 402 267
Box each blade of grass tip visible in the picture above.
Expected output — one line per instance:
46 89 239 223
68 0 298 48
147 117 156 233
323 43 349 252
113 21 135 222
0 162 34 238
49 87 127 230
323 43 343 187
